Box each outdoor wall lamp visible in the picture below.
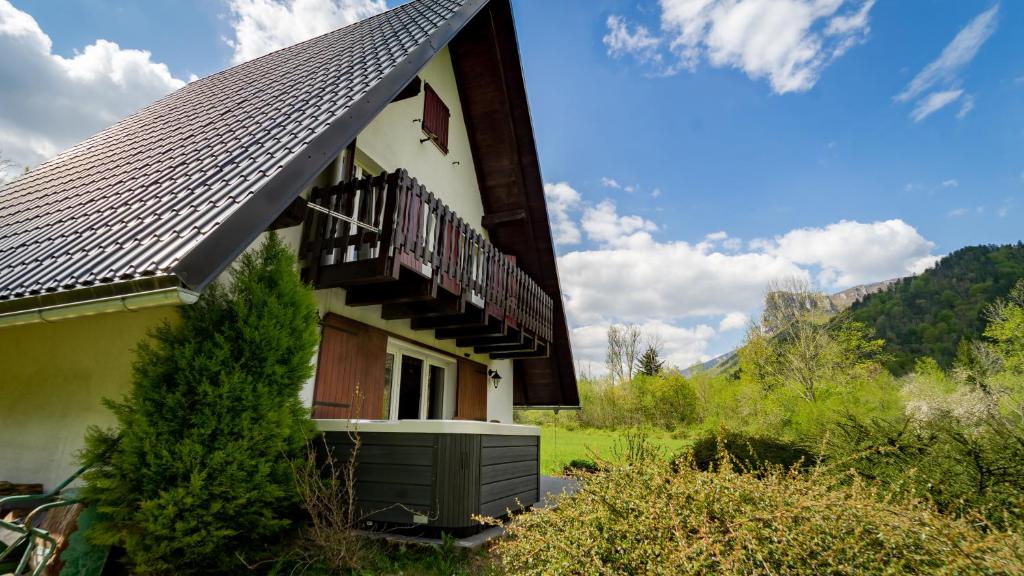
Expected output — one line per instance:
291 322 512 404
488 369 502 389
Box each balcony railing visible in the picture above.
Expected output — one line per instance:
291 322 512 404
300 169 553 357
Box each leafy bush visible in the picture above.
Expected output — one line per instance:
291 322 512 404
533 371 699 430
563 458 600 475
492 448 1024 575
826 412 1024 529
689 431 815 472
79 233 320 574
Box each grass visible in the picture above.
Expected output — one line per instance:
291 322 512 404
539 426 690 475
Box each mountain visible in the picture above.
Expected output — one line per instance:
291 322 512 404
684 280 898 377
683 350 737 376
849 244 1024 375
830 279 900 311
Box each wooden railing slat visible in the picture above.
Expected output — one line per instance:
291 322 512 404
303 168 555 347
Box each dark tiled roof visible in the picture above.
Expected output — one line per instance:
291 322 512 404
0 0 470 304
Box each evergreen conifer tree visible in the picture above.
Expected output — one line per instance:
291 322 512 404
638 345 664 377
80 232 320 574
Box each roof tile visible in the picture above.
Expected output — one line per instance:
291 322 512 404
0 0 465 301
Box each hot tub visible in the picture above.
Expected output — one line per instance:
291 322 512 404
314 419 540 534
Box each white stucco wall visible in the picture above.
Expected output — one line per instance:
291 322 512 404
356 45 485 233
0 306 178 490
486 358 514 423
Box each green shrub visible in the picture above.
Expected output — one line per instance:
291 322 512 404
563 458 600 475
493 453 1024 575
826 412 1024 529
79 233 320 575
689 431 815 472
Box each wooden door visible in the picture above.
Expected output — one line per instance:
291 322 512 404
312 314 387 419
456 359 488 421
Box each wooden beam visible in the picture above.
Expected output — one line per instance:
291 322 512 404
490 344 548 360
268 196 308 230
475 335 537 354
410 308 487 330
481 208 526 229
435 319 504 340
345 277 435 307
381 296 463 320
391 76 422 103
312 260 392 290
456 329 522 348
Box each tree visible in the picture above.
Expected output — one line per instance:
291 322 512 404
740 279 886 403
80 233 320 574
984 279 1024 375
848 244 1024 373
637 345 664 377
606 323 643 384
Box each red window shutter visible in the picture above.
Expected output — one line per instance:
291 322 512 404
312 315 387 419
422 83 450 154
456 358 488 421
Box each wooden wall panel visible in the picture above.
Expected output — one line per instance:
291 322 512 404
456 358 488 421
313 314 387 419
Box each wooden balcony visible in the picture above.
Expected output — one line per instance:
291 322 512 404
300 169 553 359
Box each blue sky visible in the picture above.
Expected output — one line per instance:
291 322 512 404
1 0 1021 372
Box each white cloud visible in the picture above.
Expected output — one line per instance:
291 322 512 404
600 177 639 193
895 5 998 121
550 180 940 375
907 255 940 275
224 0 385 64
702 230 743 251
544 182 583 246
603 14 663 66
910 89 963 122
941 179 959 188
0 0 185 174
957 94 976 119
560 234 808 326
753 219 938 287
718 312 750 332
580 200 657 246
571 321 716 375
895 5 998 103
605 0 876 93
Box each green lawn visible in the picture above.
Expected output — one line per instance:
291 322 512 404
539 426 690 475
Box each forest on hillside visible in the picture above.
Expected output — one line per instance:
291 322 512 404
849 243 1024 374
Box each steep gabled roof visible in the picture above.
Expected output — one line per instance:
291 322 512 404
0 0 578 407
0 0 485 304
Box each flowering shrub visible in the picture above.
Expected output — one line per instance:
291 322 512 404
492 452 1024 575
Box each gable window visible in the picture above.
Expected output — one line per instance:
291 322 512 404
421 83 450 154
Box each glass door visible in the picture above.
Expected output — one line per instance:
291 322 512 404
396 355 424 419
385 340 456 420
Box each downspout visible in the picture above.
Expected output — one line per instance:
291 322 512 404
0 287 199 329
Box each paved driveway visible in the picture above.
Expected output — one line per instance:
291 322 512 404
537 475 580 509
